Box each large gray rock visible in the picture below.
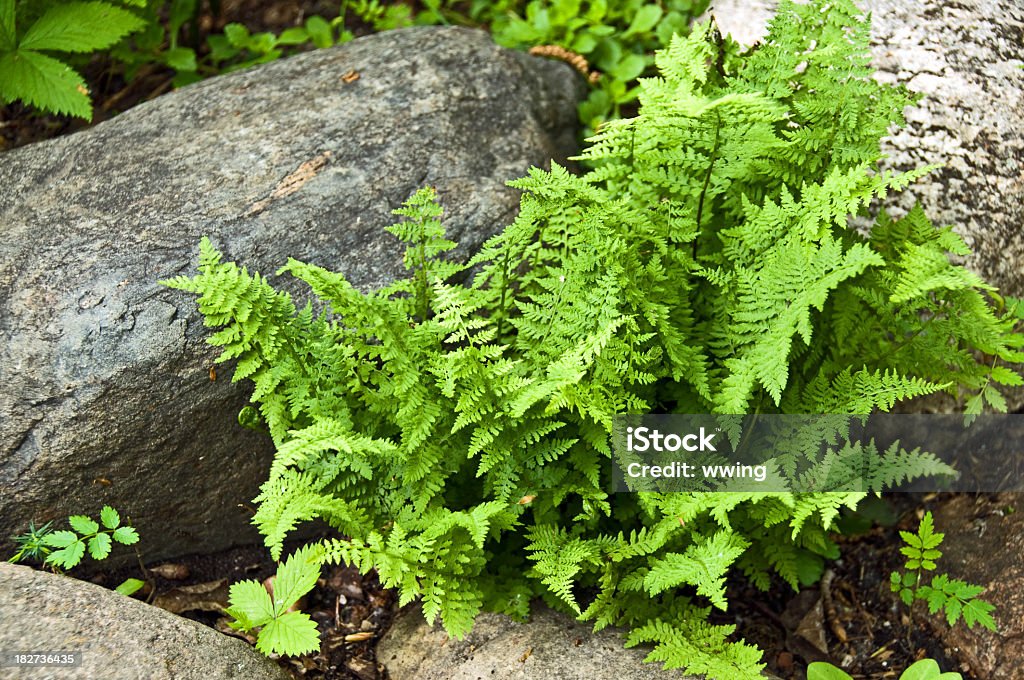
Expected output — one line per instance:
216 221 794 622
0 563 288 679
0 26 583 563
705 0 1024 299
378 603 695 680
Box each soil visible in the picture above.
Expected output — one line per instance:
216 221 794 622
725 493 983 680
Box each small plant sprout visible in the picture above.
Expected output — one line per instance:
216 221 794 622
9 506 144 596
891 511 996 636
225 544 322 656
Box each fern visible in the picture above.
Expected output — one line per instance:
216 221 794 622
165 1 1022 677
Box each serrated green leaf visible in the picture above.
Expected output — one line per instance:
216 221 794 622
42 530 80 548
961 599 996 631
272 545 321 616
0 50 91 119
227 579 275 629
46 540 86 568
112 526 139 545
923 587 946 614
917 512 934 537
899 530 922 548
983 384 1007 412
944 597 962 627
99 506 120 530
20 2 146 53
947 581 984 600
115 577 146 596
68 515 99 535
990 366 1023 386
256 611 320 656
964 393 983 419
0 0 14 51
88 533 112 560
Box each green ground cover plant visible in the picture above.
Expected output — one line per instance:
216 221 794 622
164 0 1023 675
1 0 713 132
890 511 996 633
9 506 144 595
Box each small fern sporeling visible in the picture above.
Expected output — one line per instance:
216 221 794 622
164 1 1022 675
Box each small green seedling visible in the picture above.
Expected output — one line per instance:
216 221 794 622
224 544 322 656
891 511 996 632
809 658 961 680
9 505 143 596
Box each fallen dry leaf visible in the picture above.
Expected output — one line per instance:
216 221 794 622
152 579 229 614
149 563 190 580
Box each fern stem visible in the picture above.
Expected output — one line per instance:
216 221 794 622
693 112 721 260
418 232 429 322
496 245 512 341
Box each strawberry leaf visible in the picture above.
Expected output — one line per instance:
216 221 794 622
256 611 320 656
19 2 145 53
